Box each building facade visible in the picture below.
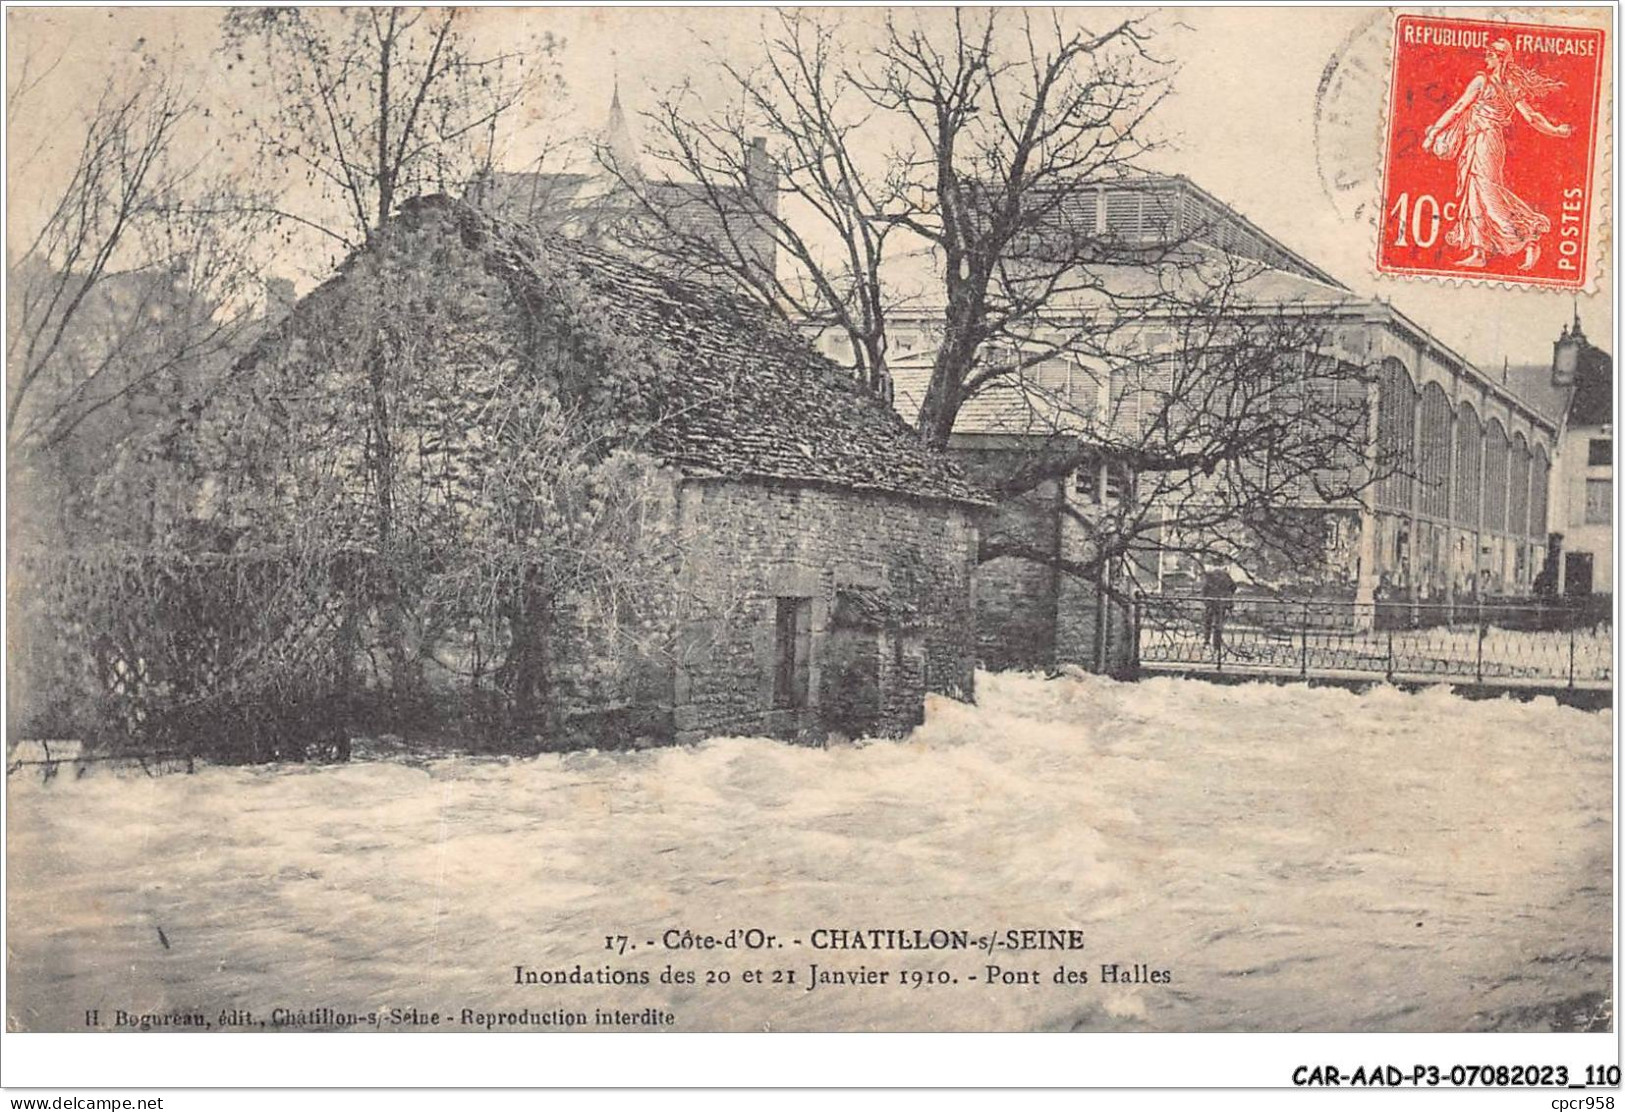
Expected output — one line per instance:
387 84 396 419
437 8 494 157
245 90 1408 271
1361 310 1558 606
1545 317 1613 599
817 174 1561 668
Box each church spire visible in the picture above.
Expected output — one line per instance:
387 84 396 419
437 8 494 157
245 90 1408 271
601 60 641 179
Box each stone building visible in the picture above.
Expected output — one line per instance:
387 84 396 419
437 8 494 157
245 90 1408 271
1512 314 1614 601
229 196 983 745
1547 317 1614 599
818 173 1561 669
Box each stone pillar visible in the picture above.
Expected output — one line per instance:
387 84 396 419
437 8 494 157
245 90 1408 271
1444 402 1458 613
1473 418 1487 602
1522 437 1536 589
1356 374 1383 617
1408 382 1424 620
1499 433 1514 592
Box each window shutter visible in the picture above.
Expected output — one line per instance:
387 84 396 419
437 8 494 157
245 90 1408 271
1105 191 1144 239
1035 360 1069 394
1076 193 1098 237
1071 366 1102 420
1074 461 1100 503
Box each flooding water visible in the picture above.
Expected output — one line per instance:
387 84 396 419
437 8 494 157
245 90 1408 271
6 672 1612 1032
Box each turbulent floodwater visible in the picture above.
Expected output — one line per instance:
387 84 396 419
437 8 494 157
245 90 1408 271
6 673 1613 1033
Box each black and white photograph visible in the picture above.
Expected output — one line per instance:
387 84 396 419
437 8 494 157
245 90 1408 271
2 1 1617 1097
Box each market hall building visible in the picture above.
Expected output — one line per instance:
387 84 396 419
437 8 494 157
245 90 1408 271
832 174 1561 669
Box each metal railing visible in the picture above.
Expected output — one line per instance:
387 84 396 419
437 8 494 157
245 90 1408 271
1136 594 1612 688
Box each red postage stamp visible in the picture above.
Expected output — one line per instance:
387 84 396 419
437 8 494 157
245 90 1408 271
1377 14 1605 288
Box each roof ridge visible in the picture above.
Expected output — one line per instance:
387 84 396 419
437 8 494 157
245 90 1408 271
365 195 989 508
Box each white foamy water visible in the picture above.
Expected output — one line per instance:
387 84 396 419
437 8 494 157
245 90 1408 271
6 672 1611 1032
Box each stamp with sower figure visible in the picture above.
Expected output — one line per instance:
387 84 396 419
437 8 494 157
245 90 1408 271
1378 14 1605 288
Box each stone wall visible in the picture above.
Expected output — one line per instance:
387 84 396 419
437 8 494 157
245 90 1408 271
1055 579 1137 678
949 444 1139 676
948 447 1062 670
1054 493 1138 676
670 478 979 743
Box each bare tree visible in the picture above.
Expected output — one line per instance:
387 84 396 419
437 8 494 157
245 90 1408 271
605 11 1167 405
4 54 283 740
971 267 1372 587
608 9 1387 588
221 7 561 247
220 8 564 684
598 13 907 394
6 59 272 536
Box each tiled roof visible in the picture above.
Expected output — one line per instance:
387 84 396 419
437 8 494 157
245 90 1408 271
995 168 1346 289
1503 363 1572 426
876 242 1358 322
471 172 775 284
250 195 986 508
646 180 774 263
477 171 598 215
1505 346 1612 432
892 365 1099 439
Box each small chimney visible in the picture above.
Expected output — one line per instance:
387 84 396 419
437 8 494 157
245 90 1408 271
743 135 778 284
745 136 777 215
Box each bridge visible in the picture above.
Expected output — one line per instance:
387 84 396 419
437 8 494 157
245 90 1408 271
1136 595 1612 708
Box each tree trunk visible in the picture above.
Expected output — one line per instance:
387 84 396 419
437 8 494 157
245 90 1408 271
916 365 960 450
916 260 989 449
505 583 556 741
364 332 418 709
375 11 396 232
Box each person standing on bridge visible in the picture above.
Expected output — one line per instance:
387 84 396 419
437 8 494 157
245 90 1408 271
1201 564 1239 656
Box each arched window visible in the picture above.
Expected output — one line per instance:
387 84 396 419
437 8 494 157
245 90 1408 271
1300 354 1362 488
1484 418 1510 534
1453 400 1483 529
1418 383 1451 519
1376 359 1417 512
1509 431 1531 538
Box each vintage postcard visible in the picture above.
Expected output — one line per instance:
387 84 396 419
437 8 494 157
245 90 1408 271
3 3 1617 1095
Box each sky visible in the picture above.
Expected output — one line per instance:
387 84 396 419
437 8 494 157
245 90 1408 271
6 5 1614 375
